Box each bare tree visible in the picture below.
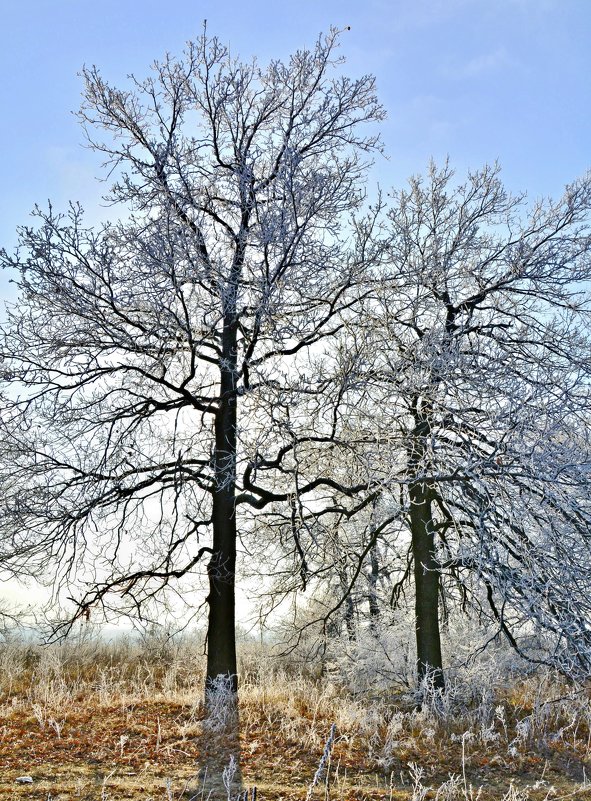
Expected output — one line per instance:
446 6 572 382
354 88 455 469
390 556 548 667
0 28 384 692
348 162 591 687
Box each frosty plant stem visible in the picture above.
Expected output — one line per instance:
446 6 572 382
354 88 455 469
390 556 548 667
306 723 336 801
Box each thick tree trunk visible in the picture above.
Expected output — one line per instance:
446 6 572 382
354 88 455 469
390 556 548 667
206 318 238 693
409 479 444 691
206 476 237 691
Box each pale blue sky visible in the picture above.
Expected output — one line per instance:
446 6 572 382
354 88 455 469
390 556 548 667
1 0 590 298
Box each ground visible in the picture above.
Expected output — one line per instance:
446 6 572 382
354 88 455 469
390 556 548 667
1 639 590 800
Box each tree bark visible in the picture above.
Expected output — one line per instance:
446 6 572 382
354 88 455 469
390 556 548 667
368 540 381 629
409 479 444 691
344 593 356 641
206 312 238 692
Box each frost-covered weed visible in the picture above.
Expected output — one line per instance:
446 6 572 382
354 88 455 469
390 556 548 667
377 710 408 768
222 754 238 801
408 762 430 801
204 674 237 733
433 774 465 800
305 723 336 801
325 618 416 692
332 695 384 736
405 765 559 801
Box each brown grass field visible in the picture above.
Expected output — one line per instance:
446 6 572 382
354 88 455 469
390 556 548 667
1 637 591 800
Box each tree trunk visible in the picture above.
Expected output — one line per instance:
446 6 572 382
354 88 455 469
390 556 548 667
344 593 356 641
368 540 381 629
338 566 356 641
206 318 238 693
206 477 237 691
409 479 444 691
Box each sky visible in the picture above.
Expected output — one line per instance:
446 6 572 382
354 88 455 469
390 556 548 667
0 0 590 617
1 0 590 289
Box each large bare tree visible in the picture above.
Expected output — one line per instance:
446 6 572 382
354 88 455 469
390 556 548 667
0 28 383 691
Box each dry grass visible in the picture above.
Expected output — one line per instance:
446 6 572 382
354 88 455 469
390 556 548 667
1 635 591 800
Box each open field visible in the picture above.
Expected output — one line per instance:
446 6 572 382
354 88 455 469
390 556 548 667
1 637 591 800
